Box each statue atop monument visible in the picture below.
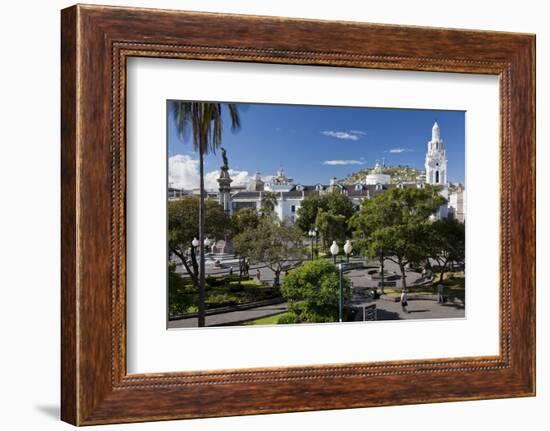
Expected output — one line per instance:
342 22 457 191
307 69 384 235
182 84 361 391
221 147 229 171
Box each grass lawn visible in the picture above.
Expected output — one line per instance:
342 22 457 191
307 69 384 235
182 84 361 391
242 312 290 326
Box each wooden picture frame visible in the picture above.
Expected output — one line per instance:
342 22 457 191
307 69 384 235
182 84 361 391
61 4 535 425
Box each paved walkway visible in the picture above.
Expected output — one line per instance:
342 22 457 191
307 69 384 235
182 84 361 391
368 298 465 321
168 296 464 328
168 302 288 328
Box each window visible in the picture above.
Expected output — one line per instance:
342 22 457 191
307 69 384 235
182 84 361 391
291 205 296 213
435 171 440 183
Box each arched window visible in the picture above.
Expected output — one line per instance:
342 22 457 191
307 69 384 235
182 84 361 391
435 171 440 183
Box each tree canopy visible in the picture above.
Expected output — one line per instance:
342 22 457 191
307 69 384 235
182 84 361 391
425 218 465 281
351 186 446 289
231 207 260 237
296 190 356 248
168 196 231 254
233 215 301 286
281 259 351 323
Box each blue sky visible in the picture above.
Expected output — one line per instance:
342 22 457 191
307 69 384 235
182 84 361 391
167 101 465 190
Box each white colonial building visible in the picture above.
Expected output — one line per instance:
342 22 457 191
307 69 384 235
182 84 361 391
172 122 465 223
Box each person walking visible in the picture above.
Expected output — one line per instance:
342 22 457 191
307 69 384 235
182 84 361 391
437 282 445 304
256 268 261 282
229 266 233 276
400 290 409 313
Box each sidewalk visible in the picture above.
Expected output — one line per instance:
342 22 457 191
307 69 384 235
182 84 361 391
168 302 288 328
371 298 465 320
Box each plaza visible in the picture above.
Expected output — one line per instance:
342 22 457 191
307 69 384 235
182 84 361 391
169 254 465 328
167 104 466 328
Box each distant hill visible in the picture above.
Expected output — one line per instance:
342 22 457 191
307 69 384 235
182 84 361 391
341 165 424 185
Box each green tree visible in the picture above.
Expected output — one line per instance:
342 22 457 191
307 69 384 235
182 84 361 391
171 101 241 326
281 259 351 323
296 190 356 249
351 186 446 291
425 218 465 282
231 207 260 236
315 209 347 250
168 196 231 305
295 194 323 233
231 207 260 279
233 215 301 287
323 189 356 219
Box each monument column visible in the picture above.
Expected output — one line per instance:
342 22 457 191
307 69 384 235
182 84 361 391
217 147 233 213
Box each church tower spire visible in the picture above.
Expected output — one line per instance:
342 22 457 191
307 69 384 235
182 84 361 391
425 121 447 185
432 121 440 142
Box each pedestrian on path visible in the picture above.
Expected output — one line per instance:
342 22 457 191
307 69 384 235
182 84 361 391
437 283 445 304
256 268 261 282
400 290 409 313
229 266 233 276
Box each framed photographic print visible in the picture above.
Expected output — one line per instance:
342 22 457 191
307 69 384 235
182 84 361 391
61 4 535 425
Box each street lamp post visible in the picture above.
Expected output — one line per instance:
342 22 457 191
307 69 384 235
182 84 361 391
344 239 353 263
314 227 319 256
191 237 199 253
330 241 339 265
308 229 316 260
338 263 344 322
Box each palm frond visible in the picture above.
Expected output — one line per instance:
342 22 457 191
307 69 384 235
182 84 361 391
171 101 242 156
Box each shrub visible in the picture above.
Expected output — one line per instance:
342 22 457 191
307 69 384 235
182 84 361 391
168 269 197 317
206 274 251 287
277 312 299 324
281 259 350 323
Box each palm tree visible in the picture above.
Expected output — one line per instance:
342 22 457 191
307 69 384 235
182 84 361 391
260 191 278 216
172 102 241 327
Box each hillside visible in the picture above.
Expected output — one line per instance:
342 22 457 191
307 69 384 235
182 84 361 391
341 165 424 185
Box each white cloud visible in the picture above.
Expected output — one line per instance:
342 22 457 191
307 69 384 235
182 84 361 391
349 130 367 135
323 160 365 166
387 147 413 153
321 131 360 141
168 154 253 191
204 169 253 190
203 170 220 191
168 154 200 190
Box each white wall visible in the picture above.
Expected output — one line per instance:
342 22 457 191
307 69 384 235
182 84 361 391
0 1 545 430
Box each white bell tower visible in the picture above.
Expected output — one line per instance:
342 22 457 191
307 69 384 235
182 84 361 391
425 122 447 185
